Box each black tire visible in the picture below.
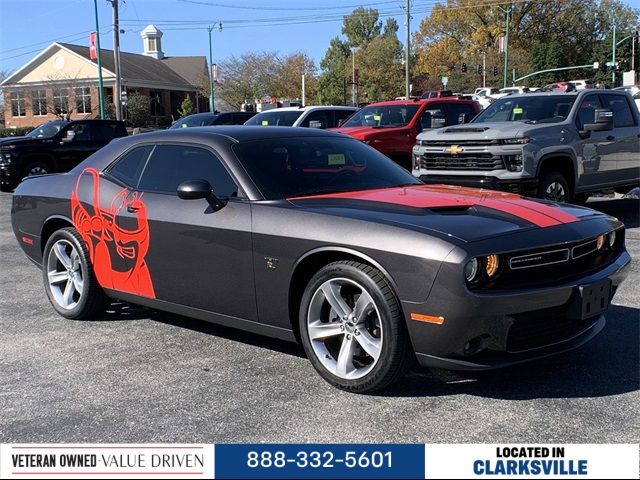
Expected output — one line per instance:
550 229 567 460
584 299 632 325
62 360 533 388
537 172 571 203
573 193 590 205
22 161 50 178
42 227 108 319
299 260 413 393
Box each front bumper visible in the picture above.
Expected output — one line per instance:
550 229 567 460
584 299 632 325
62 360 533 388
416 172 537 195
402 249 631 371
0 164 20 189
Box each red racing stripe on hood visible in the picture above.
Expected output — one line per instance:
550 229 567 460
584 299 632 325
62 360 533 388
289 185 579 228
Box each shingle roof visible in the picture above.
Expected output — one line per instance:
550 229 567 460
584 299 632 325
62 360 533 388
162 56 208 89
60 43 202 90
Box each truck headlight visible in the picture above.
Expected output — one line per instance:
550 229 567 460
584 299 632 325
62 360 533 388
501 137 530 144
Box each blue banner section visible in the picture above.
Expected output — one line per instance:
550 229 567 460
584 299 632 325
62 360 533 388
214 444 425 479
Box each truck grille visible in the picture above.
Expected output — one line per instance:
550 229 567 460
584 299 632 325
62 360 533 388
420 139 499 146
420 153 505 171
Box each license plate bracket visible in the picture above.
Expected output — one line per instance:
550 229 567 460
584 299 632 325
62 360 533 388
573 279 611 320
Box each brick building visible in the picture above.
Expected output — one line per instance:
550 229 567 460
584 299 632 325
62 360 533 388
1 25 209 128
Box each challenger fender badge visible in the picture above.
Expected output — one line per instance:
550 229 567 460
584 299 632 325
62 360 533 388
264 257 279 270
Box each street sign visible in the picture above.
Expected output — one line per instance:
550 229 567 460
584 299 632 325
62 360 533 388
441 76 448 85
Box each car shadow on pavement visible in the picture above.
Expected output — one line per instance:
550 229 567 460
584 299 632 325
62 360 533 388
386 304 639 400
587 198 639 228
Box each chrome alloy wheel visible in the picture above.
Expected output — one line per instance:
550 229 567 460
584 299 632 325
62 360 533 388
545 181 567 202
27 166 48 176
306 278 383 380
46 239 84 310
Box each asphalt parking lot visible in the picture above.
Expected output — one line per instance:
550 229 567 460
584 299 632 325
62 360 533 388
0 191 638 444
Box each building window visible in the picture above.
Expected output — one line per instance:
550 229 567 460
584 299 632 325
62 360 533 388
148 37 158 51
32 89 48 116
53 88 69 115
75 87 92 114
10 91 26 117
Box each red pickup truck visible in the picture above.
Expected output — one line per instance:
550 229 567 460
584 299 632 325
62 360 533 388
331 98 481 170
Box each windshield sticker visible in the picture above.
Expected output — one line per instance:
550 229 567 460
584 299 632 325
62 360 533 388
327 154 346 166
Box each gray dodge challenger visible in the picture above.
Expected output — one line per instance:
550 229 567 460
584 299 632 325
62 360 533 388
11 127 630 392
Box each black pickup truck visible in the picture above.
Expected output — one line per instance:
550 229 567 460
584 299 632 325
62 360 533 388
0 119 127 191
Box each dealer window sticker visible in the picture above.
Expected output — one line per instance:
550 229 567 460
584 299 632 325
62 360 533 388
327 154 346 166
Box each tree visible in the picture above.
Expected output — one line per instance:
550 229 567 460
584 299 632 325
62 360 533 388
317 37 351 105
178 95 194 118
126 93 150 127
342 7 382 48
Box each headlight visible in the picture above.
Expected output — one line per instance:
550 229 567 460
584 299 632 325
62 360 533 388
464 258 479 282
596 234 606 251
485 254 500 277
607 230 616 248
501 137 530 145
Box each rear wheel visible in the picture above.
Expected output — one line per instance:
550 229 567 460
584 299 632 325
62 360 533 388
23 161 50 178
537 172 571 203
42 227 108 319
299 261 412 393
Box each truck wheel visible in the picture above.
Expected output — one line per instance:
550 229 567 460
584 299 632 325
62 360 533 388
537 172 571 203
23 161 50 178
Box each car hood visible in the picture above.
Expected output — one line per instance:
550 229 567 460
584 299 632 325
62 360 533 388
419 122 537 140
0 136 49 147
330 125 407 139
287 185 602 243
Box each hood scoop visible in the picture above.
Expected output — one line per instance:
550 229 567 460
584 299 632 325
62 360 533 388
442 127 490 133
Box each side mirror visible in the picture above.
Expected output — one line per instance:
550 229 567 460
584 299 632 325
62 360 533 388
430 117 445 129
584 108 613 132
458 113 470 124
177 179 226 210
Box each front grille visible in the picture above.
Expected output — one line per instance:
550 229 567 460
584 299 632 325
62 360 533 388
507 313 598 352
421 139 499 146
421 153 504 171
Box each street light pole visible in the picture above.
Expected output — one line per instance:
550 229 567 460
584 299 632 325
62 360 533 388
352 47 356 107
612 24 616 85
405 0 410 100
93 0 105 119
494 4 512 89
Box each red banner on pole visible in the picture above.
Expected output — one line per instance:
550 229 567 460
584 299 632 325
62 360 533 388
89 32 97 60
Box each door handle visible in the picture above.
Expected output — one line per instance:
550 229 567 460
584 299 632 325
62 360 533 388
606 135 615 141
127 205 139 213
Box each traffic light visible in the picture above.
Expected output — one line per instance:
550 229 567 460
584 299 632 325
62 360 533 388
461 63 467 73
493 66 498 76
477 64 483 75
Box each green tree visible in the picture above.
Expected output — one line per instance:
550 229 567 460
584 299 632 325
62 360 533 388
126 93 150 127
178 96 194 118
317 37 351 105
342 7 382 48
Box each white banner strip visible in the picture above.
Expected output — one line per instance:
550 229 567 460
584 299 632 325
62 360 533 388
424 444 639 479
0 444 214 479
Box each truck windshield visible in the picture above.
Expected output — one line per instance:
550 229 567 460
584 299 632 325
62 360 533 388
341 104 420 128
26 121 68 138
473 95 577 124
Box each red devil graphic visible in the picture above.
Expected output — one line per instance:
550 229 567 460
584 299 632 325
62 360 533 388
71 168 155 298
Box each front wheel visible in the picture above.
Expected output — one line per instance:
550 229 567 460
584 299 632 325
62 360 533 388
42 227 108 319
23 161 50 178
537 172 571 203
299 261 412 393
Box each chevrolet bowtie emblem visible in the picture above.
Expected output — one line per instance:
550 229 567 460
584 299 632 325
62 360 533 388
445 145 464 154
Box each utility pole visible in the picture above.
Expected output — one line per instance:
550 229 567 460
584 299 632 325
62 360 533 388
93 0 105 119
612 24 616 85
405 0 410 99
494 4 511 89
352 47 356 106
107 0 122 120
208 25 215 112
482 51 486 88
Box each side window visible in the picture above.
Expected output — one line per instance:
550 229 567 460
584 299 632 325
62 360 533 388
93 123 121 142
601 95 635 127
575 95 603 130
107 145 153 187
333 109 354 127
69 123 91 141
137 144 238 197
419 105 445 131
445 103 475 125
301 110 330 128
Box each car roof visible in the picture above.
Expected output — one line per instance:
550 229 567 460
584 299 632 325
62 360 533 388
364 98 477 106
256 105 357 113
128 125 346 143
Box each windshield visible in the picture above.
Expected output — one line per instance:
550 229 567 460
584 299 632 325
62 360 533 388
244 110 304 126
341 104 420 128
26 121 68 138
170 115 217 129
232 136 420 200
473 95 577 124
